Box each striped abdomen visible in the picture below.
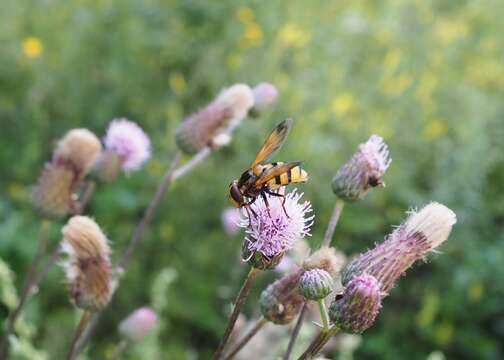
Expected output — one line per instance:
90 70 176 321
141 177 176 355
264 162 308 190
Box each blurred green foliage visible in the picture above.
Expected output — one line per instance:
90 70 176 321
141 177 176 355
1 0 504 359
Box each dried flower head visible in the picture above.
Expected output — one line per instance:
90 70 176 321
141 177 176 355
329 273 382 333
221 207 242 236
259 271 305 324
332 135 391 202
298 268 334 301
250 82 279 117
303 246 346 277
240 190 314 270
32 129 101 219
103 118 151 172
341 202 457 293
60 216 112 311
175 84 254 154
54 129 102 176
119 307 157 341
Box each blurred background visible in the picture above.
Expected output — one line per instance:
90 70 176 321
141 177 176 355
2 0 504 359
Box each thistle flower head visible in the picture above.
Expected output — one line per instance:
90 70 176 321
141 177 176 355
103 118 151 172
250 82 279 116
53 128 102 177
303 246 346 277
298 268 334 301
221 207 242 236
60 216 112 311
332 135 391 202
259 271 305 324
329 273 383 334
175 84 254 154
240 190 314 270
119 307 157 341
341 202 457 293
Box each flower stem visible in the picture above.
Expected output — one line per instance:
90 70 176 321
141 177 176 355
297 326 339 360
322 199 345 247
213 267 260 360
283 301 307 360
223 316 267 360
0 219 51 358
317 300 330 331
66 310 92 360
110 339 128 360
172 147 211 180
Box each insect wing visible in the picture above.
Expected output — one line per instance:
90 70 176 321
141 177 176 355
251 119 293 168
254 161 302 187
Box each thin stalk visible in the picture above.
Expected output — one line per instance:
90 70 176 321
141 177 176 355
317 300 330 331
213 267 260 360
172 147 211 181
0 219 51 358
322 199 345 247
282 302 307 360
297 327 339 360
223 317 267 360
66 310 92 360
72 180 96 215
110 339 128 360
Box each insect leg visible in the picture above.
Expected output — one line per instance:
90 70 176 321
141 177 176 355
265 189 290 218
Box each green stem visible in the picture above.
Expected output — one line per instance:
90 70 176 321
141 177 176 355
282 302 307 360
223 317 267 360
322 199 345 247
212 267 260 360
66 310 93 360
297 326 339 360
317 300 330 332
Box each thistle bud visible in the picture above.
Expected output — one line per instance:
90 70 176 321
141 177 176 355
60 216 112 311
303 246 346 277
259 271 304 324
332 135 391 202
119 307 157 341
250 82 279 117
175 84 254 154
341 202 457 293
32 129 101 219
298 268 334 301
329 273 382 333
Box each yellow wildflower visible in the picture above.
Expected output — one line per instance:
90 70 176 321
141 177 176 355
422 118 449 141
236 7 254 24
331 92 355 117
434 18 468 45
22 36 44 59
278 23 310 48
169 72 187 95
241 22 263 48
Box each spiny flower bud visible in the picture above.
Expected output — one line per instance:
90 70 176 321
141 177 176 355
60 216 112 311
119 307 157 341
341 202 457 293
332 135 391 202
175 84 254 154
240 190 314 270
259 271 304 324
298 268 334 301
250 82 279 117
303 246 346 277
329 273 382 333
32 129 102 219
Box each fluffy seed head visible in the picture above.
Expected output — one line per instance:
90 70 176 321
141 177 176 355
60 216 112 311
32 163 76 219
332 135 391 202
341 202 457 293
103 118 151 172
175 84 254 154
303 246 346 277
250 82 279 116
53 129 102 177
240 190 314 270
119 307 157 341
329 273 382 333
259 271 305 324
298 268 334 301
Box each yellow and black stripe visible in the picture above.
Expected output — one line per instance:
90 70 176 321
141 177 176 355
264 162 308 189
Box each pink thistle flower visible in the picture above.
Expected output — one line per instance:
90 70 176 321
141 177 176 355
332 135 391 202
221 207 242 236
119 307 157 341
341 202 457 294
250 82 279 116
103 118 151 172
240 190 314 269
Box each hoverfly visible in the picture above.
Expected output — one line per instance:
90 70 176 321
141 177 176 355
228 119 308 219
